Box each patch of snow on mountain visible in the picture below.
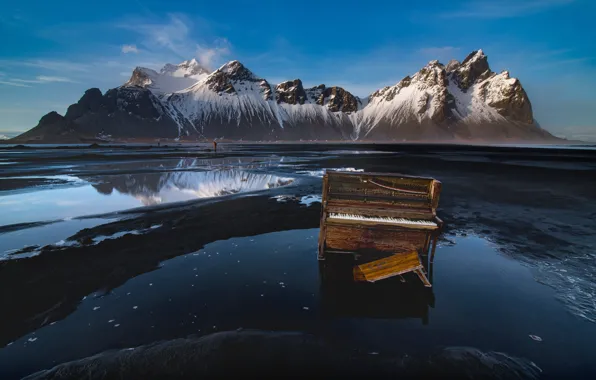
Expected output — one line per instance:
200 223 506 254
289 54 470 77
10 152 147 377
447 74 507 123
165 62 282 132
447 77 473 119
170 79 276 130
359 84 421 131
125 59 210 95
269 85 284 128
482 71 518 104
161 59 209 78
277 103 333 124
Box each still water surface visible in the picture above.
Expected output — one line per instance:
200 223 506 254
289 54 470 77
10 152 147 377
1 228 595 378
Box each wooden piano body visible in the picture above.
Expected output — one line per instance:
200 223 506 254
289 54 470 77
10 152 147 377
318 171 443 261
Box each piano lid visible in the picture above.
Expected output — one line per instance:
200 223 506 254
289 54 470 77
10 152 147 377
324 171 442 214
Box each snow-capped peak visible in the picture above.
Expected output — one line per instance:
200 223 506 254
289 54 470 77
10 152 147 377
461 50 487 66
160 59 209 78
220 60 242 72
450 49 491 91
461 49 485 64
426 59 443 67
215 60 261 82
123 60 211 95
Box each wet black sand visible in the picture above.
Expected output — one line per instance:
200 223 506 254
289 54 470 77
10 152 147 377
1 143 595 379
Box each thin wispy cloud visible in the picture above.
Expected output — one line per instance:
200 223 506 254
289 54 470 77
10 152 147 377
16 76 78 84
493 46 594 73
0 55 168 89
440 0 575 18
117 13 232 70
0 80 31 88
16 59 91 72
121 44 140 54
196 38 231 69
1 13 230 90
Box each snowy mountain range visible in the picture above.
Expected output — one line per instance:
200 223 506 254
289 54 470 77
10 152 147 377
12 50 557 143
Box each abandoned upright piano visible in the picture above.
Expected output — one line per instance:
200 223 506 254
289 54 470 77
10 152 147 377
317 171 443 262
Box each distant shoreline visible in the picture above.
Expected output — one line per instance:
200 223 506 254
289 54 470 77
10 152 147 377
0 140 593 150
0 135 589 146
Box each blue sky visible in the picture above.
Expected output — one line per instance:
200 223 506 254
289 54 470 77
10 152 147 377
1 0 595 139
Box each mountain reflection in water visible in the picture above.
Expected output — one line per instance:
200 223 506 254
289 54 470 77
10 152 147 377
91 169 295 206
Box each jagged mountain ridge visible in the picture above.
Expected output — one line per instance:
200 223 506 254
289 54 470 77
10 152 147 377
161 60 360 140
13 49 558 142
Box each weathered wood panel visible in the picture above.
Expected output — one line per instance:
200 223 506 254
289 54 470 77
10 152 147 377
325 224 429 253
328 183 431 203
431 180 442 210
354 250 423 283
328 181 431 197
328 171 435 186
328 192 429 205
327 199 431 213
326 171 441 214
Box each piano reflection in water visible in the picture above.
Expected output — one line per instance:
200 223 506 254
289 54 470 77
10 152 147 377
317 170 443 286
319 255 436 325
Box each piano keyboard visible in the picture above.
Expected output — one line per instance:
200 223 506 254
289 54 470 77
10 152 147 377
328 213 437 227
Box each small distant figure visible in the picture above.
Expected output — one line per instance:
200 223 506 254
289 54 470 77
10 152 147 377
157 141 161 147
213 140 217 152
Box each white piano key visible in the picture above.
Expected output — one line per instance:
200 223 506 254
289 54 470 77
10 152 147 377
328 213 437 227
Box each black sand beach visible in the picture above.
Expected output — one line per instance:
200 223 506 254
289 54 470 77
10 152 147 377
1 143 595 379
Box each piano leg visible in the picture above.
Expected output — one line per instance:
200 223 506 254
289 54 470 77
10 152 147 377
422 234 431 257
428 233 438 285
414 268 432 287
317 176 329 261
430 233 438 264
318 260 327 282
317 214 327 260
429 263 434 285
317 228 326 260
318 245 325 261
